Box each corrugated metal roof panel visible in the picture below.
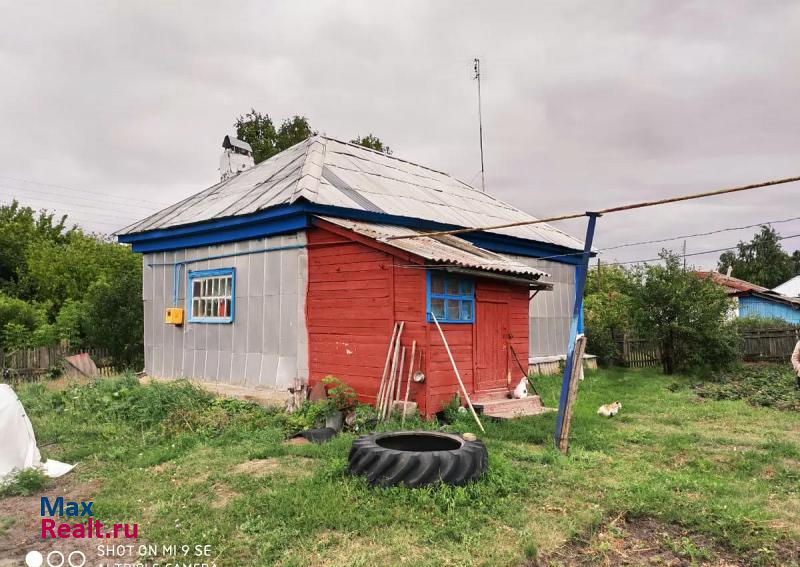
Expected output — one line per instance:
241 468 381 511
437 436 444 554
118 136 584 252
318 216 550 280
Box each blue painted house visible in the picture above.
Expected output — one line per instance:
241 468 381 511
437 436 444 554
698 271 800 324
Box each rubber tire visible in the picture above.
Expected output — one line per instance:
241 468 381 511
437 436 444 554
347 431 488 488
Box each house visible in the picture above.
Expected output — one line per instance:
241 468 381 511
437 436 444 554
117 136 586 415
697 271 800 324
773 275 800 298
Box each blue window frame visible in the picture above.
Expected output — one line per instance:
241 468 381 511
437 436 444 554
188 268 235 324
426 271 475 323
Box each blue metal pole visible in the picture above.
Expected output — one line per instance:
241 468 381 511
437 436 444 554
554 212 600 447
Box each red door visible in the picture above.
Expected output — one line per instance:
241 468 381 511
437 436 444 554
474 301 509 392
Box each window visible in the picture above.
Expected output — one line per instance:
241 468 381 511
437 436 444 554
188 268 235 323
426 271 474 323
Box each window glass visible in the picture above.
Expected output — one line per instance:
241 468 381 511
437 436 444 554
430 298 445 319
189 270 234 322
427 271 474 323
446 299 460 319
431 273 445 294
460 300 473 321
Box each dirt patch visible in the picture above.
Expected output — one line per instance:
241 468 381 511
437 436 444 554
210 483 239 509
230 457 314 479
533 515 797 566
0 476 137 566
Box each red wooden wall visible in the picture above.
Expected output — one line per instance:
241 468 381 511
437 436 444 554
306 222 530 417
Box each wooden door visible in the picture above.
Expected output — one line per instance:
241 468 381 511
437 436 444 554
474 301 509 392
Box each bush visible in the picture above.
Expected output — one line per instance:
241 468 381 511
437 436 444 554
695 364 799 411
321 375 357 411
0 468 48 496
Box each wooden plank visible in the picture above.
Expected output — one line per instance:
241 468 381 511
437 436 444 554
557 335 587 454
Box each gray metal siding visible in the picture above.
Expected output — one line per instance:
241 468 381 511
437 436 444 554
141 233 308 389
508 257 576 357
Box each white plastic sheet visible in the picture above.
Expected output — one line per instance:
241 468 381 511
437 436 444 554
0 384 74 481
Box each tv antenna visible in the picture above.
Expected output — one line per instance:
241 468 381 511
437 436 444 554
473 58 486 192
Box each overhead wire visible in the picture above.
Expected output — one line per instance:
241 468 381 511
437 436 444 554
600 233 800 267
0 189 149 224
384 175 800 241
0 174 173 207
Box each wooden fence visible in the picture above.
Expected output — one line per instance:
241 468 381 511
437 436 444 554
618 336 661 369
617 326 800 368
739 327 800 363
0 344 117 379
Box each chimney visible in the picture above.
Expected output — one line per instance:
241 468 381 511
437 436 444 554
726 266 733 277
219 135 255 181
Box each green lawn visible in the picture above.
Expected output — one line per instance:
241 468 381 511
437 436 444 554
7 368 800 566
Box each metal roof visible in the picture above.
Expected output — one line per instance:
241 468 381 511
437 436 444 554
773 275 800 298
696 271 800 307
118 136 585 251
318 216 550 280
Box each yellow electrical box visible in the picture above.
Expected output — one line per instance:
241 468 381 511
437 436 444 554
165 307 184 325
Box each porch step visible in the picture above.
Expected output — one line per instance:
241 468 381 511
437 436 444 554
473 395 551 419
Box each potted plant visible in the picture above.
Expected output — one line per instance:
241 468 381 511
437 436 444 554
321 375 357 431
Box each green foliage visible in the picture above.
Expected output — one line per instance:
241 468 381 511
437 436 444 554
277 400 334 434
2 322 31 351
10 370 800 564
0 467 48 496
732 315 799 332
0 200 72 295
235 109 393 164
695 364 800 411
276 115 314 153
0 292 45 335
235 110 315 164
628 251 738 374
350 134 392 155
441 393 463 423
349 403 378 433
584 264 634 365
0 201 142 364
321 375 357 411
717 226 797 288
55 299 87 350
585 255 738 373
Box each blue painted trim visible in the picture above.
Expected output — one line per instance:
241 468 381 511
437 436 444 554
158 243 306 315
187 267 236 324
119 203 307 243
554 213 599 448
575 265 584 333
426 270 475 324
126 214 308 253
119 201 590 264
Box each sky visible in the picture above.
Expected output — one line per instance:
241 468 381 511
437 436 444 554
0 1 798 270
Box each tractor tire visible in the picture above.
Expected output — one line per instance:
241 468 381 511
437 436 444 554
347 431 488 488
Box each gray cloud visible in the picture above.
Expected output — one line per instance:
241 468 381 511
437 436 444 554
0 0 798 268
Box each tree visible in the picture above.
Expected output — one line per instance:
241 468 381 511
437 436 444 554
235 109 393 163
0 200 72 296
276 116 314 153
630 251 738 374
584 263 634 366
717 226 794 288
235 110 314 164
350 134 392 155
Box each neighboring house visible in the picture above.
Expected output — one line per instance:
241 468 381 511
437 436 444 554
117 136 586 415
697 271 800 324
773 275 800 298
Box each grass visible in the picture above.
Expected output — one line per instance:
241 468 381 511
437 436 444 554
8 368 800 566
